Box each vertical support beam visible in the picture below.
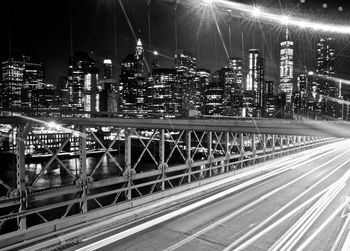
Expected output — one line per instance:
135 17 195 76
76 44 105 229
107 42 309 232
263 134 267 162
16 124 28 230
186 131 192 183
124 128 132 200
79 125 88 214
272 134 276 159
208 132 213 177
240 133 244 167
225 132 230 172
159 129 165 191
252 134 256 165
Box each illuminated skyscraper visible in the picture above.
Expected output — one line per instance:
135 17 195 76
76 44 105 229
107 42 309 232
316 37 336 96
67 51 99 112
174 50 197 113
1 56 44 108
120 39 148 113
279 28 294 105
246 49 264 113
148 68 177 114
103 59 112 79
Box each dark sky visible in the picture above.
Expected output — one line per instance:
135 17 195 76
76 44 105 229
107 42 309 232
1 0 350 87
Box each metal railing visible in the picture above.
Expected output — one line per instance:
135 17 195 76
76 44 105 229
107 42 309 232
0 116 337 248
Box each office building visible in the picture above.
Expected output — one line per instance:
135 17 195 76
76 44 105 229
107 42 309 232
1 56 44 108
103 59 112 79
120 39 148 113
174 50 197 113
279 28 294 105
67 51 99 112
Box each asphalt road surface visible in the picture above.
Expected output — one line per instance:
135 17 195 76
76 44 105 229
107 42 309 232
71 140 350 251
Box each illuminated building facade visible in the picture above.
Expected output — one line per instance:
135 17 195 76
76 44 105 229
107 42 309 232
279 28 294 105
195 69 211 114
68 51 99 112
120 39 148 113
247 49 264 104
204 74 223 116
1 56 44 108
316 37 339 117
246 49 264 116
263 80 275 117
174 50 197 113
103 59 112 79
148 68 177 114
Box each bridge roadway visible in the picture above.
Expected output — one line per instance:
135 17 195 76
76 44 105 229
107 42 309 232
55 140 350 251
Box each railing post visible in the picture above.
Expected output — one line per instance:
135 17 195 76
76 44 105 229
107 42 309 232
159 129 166 191
252 134 256 165
16 123 30 230
272 134 276 159
124 128 133 200
186 131 192 183
79 125 88 213
240 133 244 168
263 134 267 162
208 132 213 177
225 132 230 172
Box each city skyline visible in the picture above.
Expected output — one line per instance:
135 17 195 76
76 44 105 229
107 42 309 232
2 0 350 86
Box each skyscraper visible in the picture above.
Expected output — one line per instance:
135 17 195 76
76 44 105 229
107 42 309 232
279 28 294 105
1 56 44 108
120 39 148 114
316 37 336 96
246 49 264 116
148 68 177 114
67 51 99 112
174 50 197 114
103 59 112 79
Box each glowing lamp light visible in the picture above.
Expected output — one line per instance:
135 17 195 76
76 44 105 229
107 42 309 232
252 7 261 17
308 71 315 76
281 15 290 25
153 51 158 56
47 121 60 130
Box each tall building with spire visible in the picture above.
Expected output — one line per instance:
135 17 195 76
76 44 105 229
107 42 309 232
279 28 294 105
120 38 148 113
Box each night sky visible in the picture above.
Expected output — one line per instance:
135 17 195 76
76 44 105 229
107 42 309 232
1 0 350 90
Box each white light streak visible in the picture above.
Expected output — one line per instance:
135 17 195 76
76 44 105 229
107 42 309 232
210 0 350 35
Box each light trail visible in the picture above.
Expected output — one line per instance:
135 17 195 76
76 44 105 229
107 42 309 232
296 196 350 250
273 180 345 251
204 0 350 35
226 155 350 250
74 148 336 251
164 148 341 251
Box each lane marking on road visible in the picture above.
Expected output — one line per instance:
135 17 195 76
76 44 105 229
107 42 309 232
73 147 338 251
227 157 350 250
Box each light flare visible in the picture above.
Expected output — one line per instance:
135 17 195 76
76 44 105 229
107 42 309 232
209 0 350 34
